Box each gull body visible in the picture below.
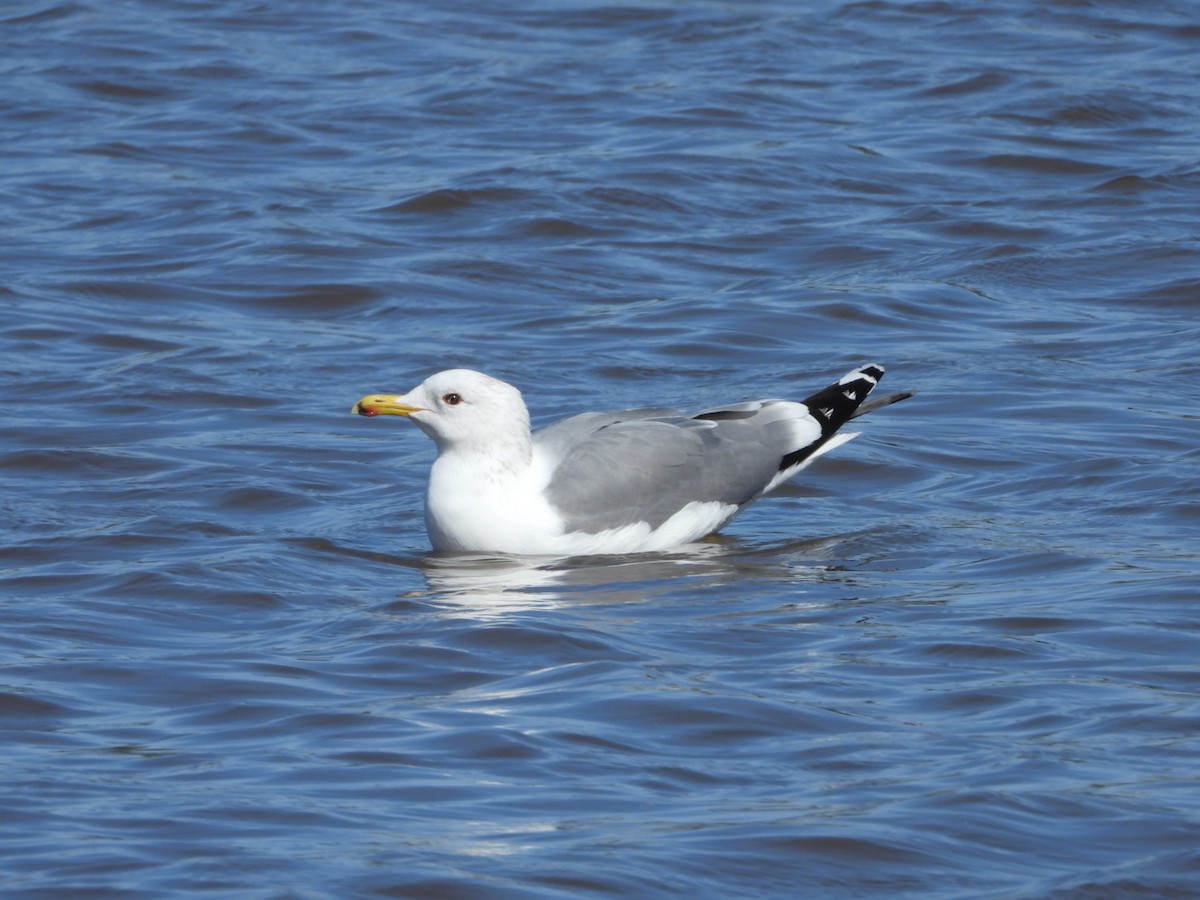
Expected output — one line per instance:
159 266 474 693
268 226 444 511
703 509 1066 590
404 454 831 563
352 365 910 556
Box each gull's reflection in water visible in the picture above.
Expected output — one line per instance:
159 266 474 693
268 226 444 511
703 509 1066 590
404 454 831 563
416 532 871 616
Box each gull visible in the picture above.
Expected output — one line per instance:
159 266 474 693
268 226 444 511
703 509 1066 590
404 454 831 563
351 364 910 556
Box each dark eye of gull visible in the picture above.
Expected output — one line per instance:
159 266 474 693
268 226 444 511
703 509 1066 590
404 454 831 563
442 392 463 406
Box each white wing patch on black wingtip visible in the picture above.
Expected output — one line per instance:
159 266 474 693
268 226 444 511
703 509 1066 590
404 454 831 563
840 364 883 387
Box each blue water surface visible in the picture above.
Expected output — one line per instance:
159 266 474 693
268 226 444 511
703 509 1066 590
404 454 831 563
2 0 1199 896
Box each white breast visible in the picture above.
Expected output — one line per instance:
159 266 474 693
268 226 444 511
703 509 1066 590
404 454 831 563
424 451 563 554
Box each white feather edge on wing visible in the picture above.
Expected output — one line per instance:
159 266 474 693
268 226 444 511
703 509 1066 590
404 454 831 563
763 430 860 494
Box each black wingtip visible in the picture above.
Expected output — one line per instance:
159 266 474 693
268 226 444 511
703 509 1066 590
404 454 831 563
776 364 909 474
800 363 886 437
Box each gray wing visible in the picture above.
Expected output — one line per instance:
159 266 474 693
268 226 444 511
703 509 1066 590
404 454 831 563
538 402 806 533
537 363 901 535
533 408 678 460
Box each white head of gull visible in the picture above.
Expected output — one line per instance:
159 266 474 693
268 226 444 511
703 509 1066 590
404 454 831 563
351 364 911 556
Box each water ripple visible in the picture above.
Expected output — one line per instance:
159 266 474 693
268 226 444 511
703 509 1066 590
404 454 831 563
2 0 1199 896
